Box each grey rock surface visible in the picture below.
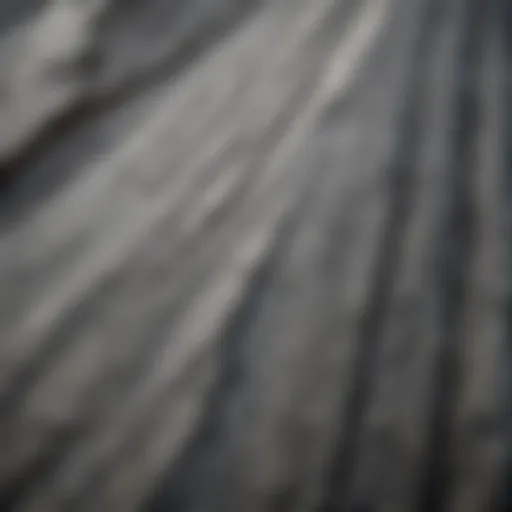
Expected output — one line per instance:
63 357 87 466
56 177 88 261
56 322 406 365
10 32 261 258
0 0 510 511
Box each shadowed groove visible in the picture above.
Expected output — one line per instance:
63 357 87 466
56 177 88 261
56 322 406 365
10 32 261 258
417 0 487 509
497 0 512 508
319 0 444 508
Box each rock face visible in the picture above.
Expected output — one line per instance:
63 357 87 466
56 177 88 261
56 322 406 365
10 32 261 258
0 0 510 511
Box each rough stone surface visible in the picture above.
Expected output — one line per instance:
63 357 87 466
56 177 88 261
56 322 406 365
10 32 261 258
0 0 510 511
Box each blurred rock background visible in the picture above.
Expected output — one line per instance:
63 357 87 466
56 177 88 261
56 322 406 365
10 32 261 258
0 0 510 511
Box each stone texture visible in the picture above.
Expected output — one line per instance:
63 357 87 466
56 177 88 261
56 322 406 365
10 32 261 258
0 0 509 511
